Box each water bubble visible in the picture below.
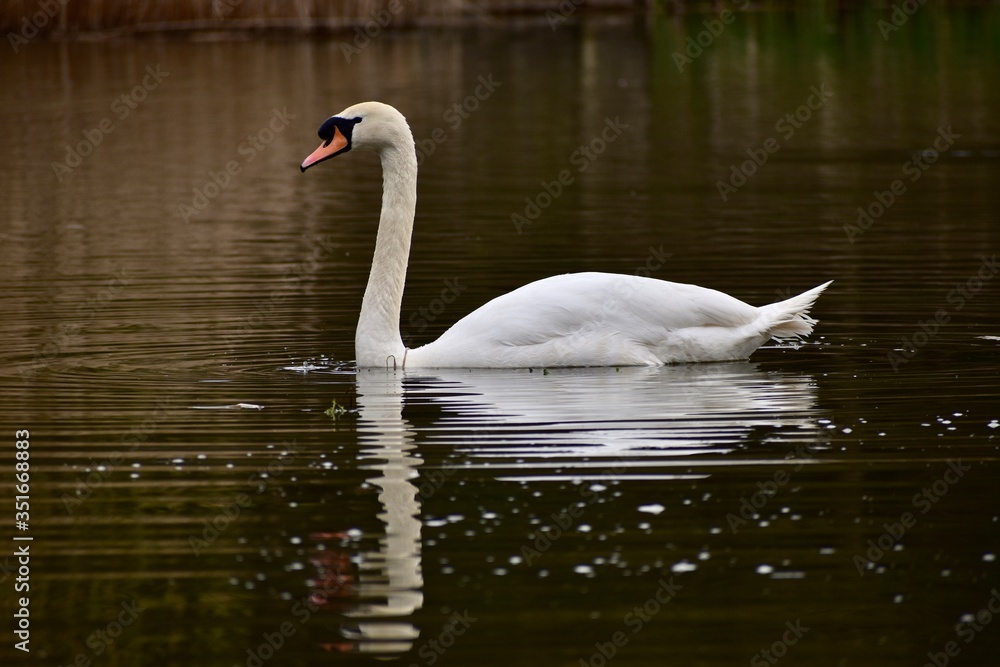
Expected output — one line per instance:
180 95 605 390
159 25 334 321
770 571 806 580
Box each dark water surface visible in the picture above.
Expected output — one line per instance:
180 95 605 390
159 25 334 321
2 6 1000 667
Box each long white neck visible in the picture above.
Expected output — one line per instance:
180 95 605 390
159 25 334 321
356 137 417 367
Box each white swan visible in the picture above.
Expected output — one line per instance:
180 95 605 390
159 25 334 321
301 102 831 369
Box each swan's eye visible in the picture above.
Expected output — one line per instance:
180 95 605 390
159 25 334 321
317 116 363 148
317 118 339 147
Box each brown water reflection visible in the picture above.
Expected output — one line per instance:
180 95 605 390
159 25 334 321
2 6 1000 667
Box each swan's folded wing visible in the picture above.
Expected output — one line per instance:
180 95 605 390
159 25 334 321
408 273 761 367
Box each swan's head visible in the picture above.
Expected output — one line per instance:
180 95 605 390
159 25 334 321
300 101 411 172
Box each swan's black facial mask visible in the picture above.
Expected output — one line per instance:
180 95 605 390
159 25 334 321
300 116 362 172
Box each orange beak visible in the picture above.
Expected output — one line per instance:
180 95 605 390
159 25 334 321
301 126 350 172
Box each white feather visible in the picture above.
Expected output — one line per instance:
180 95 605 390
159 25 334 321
406 273 831 367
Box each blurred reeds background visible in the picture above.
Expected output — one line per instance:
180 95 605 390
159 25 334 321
3 0 650 36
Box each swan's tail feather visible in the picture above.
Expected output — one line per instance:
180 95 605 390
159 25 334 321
759 281 832 340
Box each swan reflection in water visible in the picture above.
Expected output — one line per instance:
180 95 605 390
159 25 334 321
405 363 823 482
322 361 820 654
324 371 424 655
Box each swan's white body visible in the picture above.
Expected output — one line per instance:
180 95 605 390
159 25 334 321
301 102 830 369
407 273 829 367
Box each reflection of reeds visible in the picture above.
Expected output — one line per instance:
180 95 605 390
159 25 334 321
2 0 642 37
